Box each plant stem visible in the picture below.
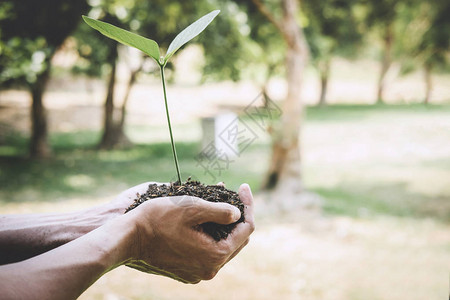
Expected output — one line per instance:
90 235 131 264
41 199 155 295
160 65 182 184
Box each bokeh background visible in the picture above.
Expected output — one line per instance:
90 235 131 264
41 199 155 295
1 0 449 299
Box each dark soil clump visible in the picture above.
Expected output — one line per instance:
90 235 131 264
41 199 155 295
125 180 245 241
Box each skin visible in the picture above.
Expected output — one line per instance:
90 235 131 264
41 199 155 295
0 202 123 265
0 183 255 299
0 182 183 264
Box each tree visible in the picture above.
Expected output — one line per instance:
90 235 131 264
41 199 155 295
242 0 309 201
73 6 137 150
0 0 89 158
396 0 449 104
230 1 285 105
365 0 401 104
420 1 450 104
303 0 363 106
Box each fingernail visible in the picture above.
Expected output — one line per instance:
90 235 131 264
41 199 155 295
246 184 253 196
240 183 251 195
233 207 241 221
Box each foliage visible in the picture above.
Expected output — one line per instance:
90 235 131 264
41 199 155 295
364 0 401 28
0 0 89 87
83 11 219 65
396 0 450 74
303 0 364 63
82 16 161 62
72 0 248 80
419 0 450 70
71 21 118 78
362 0 417 61
0 0 90 158
199 1 258 82
230 0 285 83
0 37 52 86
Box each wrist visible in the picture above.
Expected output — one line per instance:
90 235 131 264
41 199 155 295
60 204 120 241
96 213 141 270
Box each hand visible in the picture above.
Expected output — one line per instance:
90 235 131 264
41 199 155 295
0 183 158 265
0 183 254 299
109 181 159 213
122 183 255 283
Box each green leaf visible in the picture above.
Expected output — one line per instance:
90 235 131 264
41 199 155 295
165 10 220 63
82 16 160 62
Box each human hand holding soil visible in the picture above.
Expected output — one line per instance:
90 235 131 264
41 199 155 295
0 183 254 299
123 183 255 283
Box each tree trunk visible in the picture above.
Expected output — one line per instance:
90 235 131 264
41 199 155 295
99 57 117 149
119 63 142 128
424 64 432 105
261 63 276 108
262 0 308 198
99 50 131 150
377 23 393 104
318 59 331 106
30 67 51 158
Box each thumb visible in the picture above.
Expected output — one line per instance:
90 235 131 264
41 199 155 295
192 200 241 225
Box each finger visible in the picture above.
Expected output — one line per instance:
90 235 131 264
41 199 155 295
113 182 156 209
116 182 151 199
222 184 255 246
116 181 164 201
239 183 254 224
225 238 249 265
226 217 254 250
191 200 241 225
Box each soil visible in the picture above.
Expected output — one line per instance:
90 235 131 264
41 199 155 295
125 179 245 241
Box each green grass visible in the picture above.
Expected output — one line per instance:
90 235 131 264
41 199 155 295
302 104 450 222
311 182 450 222
305 103 450 122
1 104 449 223
0 131 268 203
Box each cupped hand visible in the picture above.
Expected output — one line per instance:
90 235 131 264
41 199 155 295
123 183 255 283
111 182 161 213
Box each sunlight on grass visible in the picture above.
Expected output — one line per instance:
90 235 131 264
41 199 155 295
64 174 95 189
0 145 20 156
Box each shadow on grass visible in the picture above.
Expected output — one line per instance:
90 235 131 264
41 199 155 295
0 130 268 203
0 131 203 203
313 181 450 223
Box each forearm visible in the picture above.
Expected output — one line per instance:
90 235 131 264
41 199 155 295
0 202 123 264
0 214 135 300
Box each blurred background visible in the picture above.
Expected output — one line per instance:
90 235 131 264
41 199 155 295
0 0 449 299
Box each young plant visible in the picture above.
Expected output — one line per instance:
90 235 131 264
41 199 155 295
83 10 220 184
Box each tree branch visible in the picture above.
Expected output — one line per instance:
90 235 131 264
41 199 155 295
250 0 290 42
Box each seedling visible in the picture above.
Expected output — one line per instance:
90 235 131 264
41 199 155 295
83 10 220 184
83 11 245 241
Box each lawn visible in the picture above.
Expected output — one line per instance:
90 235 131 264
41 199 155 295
1 104 449 299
